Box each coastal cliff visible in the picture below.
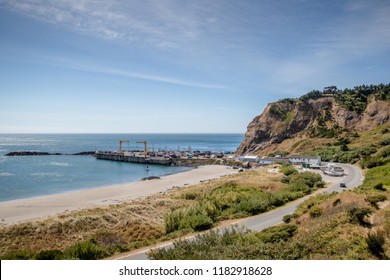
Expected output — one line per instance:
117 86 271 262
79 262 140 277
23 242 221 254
237 84 390 156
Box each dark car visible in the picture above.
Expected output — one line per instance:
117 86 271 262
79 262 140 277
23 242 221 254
340 182 346 188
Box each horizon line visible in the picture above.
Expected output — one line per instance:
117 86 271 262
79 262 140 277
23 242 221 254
0 132 245 135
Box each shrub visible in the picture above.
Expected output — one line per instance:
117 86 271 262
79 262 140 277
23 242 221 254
282 214 293 223
1 251 35 260
366 232 386 259
34 249 63 260
180 205 213 231
360 164 390 190
165 205 214 233
93 231 127 253
348 207 372 228
366 195 387 208
374 183 387 191
257 224 298 243
289 180 311 195
380 138 390 146
360 156 384 169
201 200 220 221
332 198 342 207
64 239 108 260
183 192 197 200
237 197 270 215
269 105 287 120
289 172 324 189
309 206 323 218
164 209 184 234
274 150 288 157
280 165 298 176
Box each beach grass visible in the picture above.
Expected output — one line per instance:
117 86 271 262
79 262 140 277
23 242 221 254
0 164 322 259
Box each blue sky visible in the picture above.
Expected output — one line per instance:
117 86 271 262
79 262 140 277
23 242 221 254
0 0 389 133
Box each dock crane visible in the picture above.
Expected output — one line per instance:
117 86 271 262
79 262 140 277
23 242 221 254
119 140 129 154
136 141 147 157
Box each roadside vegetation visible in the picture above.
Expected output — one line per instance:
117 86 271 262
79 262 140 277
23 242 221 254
164 167 324 234
305 123 390 168
147 123 390 260
148 163 390 260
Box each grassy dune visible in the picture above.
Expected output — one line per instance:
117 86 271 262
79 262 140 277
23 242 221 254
1 165 311 259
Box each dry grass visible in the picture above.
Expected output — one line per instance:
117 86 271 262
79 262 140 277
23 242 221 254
289 190 390 259
253 136 336 157
0 195 184 256
0 166 284 257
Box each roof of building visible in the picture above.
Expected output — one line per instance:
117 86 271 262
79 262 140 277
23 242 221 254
288 155 321 159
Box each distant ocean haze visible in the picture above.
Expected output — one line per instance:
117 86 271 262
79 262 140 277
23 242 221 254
0 133 243 202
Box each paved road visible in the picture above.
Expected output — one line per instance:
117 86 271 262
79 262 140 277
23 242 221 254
117 163 363 260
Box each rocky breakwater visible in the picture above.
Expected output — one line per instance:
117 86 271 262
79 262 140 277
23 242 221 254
5 151 96 156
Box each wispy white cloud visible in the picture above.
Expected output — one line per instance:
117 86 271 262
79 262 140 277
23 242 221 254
1 0 218 50
2 0 390 93
31 54 230 90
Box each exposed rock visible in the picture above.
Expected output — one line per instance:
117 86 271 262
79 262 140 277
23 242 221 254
5 151 96 156
237 96 390 156
141 176 161 181
5 151 55 156
72 151 96 156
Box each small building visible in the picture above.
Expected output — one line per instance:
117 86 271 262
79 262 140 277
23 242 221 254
240 155 260 163
258 157 290 165
288 156 321 167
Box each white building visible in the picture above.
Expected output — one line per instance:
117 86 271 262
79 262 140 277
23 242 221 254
240 155 260 163
288 156 321 166
258 157 290 165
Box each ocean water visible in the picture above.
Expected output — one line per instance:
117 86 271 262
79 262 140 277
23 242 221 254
0 134 243 202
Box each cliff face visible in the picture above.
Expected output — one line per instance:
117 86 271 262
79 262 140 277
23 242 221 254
237 97 390 155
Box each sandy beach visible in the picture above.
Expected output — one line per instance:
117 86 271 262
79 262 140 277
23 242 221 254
0 165 237 225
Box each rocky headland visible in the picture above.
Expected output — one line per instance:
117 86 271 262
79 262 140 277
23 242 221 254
237 84 390 156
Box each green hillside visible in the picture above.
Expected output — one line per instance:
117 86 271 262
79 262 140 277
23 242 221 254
149 103 390 260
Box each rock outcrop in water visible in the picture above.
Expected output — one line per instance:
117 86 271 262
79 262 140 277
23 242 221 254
5 151 96 156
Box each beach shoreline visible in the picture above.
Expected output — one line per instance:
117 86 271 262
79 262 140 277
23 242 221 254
0 165 237 225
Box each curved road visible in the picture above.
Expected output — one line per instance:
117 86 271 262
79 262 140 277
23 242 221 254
117 163 363 260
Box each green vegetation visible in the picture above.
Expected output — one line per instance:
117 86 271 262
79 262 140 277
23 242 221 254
150 181 389 260
268 150 288 157
148 224 299 260
0 166 325 260
148 84 390 260
304 123 390 169
366 232 387 259
297 83 390 112
164 171 324 234
269 104 288 120
280 164 298 176
151 161 390 260
2 229 131 260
